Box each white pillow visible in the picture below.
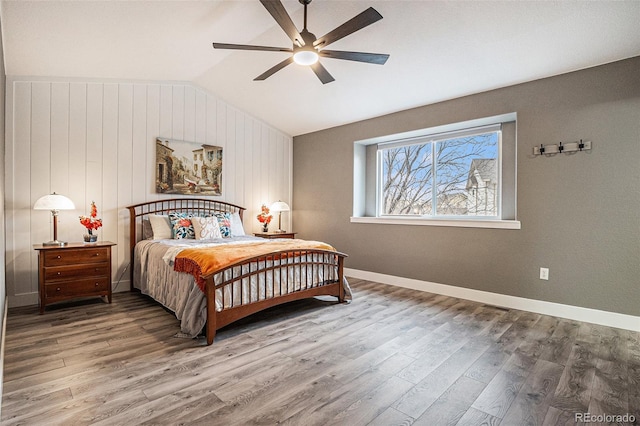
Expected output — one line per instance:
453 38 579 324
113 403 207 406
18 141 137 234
230 212 245 236
149 214 173 240
192 216 223 240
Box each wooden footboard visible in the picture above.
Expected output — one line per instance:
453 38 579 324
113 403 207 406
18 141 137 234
203 249 347 345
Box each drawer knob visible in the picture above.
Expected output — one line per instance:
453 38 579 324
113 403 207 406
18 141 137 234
57 272 61 275
56 255 61 259
95 282 99 286
56 287 61 292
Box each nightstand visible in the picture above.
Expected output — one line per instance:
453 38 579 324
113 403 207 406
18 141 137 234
34 241 116 313
253 232 297 239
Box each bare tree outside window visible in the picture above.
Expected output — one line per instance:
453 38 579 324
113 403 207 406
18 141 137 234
382 143 433 215
380 132 499 216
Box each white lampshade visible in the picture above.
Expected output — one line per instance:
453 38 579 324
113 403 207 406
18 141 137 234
34 193 75 211
270 201 290 212
34 192 75 246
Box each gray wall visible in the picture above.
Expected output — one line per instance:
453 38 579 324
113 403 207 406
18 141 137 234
293 56 640 317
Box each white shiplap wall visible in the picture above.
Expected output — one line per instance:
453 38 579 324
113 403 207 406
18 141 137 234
4 78 293 307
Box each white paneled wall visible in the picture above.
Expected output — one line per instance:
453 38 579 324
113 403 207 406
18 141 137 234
4 78 292 307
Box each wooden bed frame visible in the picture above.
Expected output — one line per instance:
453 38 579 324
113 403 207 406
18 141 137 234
128 198 347 345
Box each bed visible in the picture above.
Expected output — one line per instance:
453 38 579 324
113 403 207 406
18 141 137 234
128 198 349 345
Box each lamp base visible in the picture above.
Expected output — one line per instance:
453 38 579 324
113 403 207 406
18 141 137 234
42 240 68 247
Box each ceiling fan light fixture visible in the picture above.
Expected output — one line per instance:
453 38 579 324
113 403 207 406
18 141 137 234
212 0 388 82
293 48 319 65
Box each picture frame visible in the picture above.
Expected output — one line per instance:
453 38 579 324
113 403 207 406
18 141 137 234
156 138 223 196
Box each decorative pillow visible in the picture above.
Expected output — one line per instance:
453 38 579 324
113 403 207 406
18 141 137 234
214 212 232 238
168 212 195 239
142 219 154 240
229 212 245 236
149 214 173 240
191 216 223 240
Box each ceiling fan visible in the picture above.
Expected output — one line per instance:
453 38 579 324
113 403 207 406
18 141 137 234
212 0 389 84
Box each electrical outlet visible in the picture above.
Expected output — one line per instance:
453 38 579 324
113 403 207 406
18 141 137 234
539 267 549 280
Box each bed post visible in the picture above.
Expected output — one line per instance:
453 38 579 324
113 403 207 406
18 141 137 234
128 206 136 291
205 277 217 345
338 255 345 303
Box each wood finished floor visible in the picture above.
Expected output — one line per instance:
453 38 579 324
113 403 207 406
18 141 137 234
2 278 639 425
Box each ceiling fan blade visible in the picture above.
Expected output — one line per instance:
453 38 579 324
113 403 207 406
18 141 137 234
260 0 304 46
254 57 295 81
313 7 383 49
310 62 335 84
319 50 389 65
213 43 292 53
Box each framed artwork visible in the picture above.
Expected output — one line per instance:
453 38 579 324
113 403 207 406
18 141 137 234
156 138 223 196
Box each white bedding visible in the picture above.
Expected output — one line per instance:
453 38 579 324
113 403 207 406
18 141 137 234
133 236 351 338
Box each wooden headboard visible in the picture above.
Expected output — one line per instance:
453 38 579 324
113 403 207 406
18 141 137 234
127 198 246 287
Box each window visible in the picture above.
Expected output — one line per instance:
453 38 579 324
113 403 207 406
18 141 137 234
352 113 519 229
378 125 500 218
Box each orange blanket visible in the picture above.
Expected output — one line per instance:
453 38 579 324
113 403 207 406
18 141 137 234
173 239 336 292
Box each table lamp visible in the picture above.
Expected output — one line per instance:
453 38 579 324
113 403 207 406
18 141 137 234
33 192 76 246
270 201 290 233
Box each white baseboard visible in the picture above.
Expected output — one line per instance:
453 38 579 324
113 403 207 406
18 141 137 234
8 281 132 308
345 268 640 332
8 293 38 308
1 296 8 417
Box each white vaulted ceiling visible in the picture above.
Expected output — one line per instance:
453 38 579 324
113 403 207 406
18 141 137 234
2 0 640 136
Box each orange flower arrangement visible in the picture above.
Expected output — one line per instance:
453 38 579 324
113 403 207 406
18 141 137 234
79 201 103 235
257 204 272 225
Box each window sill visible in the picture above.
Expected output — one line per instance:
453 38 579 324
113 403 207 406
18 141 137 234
350 216 521 230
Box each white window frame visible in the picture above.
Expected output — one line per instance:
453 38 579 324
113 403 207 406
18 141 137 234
351 113 520 230
376 124 502 220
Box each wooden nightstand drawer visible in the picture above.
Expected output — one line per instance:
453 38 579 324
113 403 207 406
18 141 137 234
44 263 110 282
45 277 110 298
43 247 109 267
